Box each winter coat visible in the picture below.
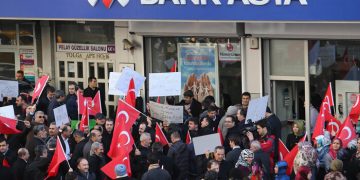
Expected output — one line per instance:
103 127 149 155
286 133 305 150
12 158 28 180
275 161 290 180
167 140 190 180
88 154 106 180
24 157 50 180
66 94 78 120
141 167 172 180
76 171 96 180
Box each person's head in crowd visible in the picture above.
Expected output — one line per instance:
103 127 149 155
55 90 66 102
200 116 210 129
166 96 176 105
236 108 247 122
73 130 85 143
188 117 199 131
34 111 45 124
95 113 106 126
183 90 194 104
228 134 240 149
274 161 288 176
46 86 56 100
48 122 58 137
241 92 251 108
18 148 30 161
34 125 48 140
77 158 90 174
207 105 217 119
202 96 216 110
16 70 25 81
90 129 102 143
331 138 343 152
292 120 305 136
235 149 254 168
170 131 181 144
294 141 318 174
0 137 9 154
26 105 36 116
250 140 261 152
213 146 225 162
265 107 273 118
140 132 152 148
138 123 147 135
162 120 170 132
105 119 114 134
295 166 312 180
34 145 48 159
147 152 160 165
90 142 104 157
330 159 343 172
207 160 220 173
115 164 128 178
224 115 236 129
255 119 268 138
68 81 77 95
315 132 331 151
47 137 57 150
16 94 28 107
60 125 72 139
203 170 218 180
93 125 103 134
88 76 98 89
151 142 163 153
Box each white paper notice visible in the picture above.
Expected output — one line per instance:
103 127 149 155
53 105 70 127
148 101 183 123
115 67 146 96
0 80 18 100
0 105 16 119
149 72 181 97
108 72 122 95
246 96 269 124
193 133 222 156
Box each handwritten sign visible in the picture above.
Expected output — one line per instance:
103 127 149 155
148 101 183 123
0 105 16 119
116 67 146 96
53 105 70 127
149 72 181 97
0 80 18 100
246 96 269 124
193 133 222 156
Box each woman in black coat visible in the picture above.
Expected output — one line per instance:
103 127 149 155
286 120 305 150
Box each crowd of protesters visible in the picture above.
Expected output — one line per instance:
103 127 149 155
0 71 359 180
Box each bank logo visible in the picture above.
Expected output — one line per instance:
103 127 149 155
88 0 129 8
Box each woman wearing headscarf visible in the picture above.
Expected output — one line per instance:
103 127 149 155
314 131 331 179
286 120 305 150
235 149 254 179
294 141 317 180
324 138 346 172
324 159 347 180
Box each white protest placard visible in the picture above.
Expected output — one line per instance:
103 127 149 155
148 101 183 123
193 133 222 156
149 72 181 97
116 67 146 96
0 80 18 100
108 72 122 95
53 105 70 127
246 95 269 124
0 105 16 119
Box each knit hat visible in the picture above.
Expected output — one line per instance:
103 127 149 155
330 159 343 172
115 164 127 177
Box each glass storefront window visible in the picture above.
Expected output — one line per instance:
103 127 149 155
0 21 16 45
55 21 114 44
145 37 241 110
19 24 34 46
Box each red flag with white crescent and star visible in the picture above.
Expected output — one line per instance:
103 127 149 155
336 116 356 148
102 149 132 178
325 114 342 136
125 78 136 107
348 94 360 123
0 116 21 134
155 123 169 146
78 100 89 132
278 139 289 161
31 75 49 104
78 90 102 116
45 136 67 179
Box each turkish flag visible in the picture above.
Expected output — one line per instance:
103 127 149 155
31 75 49 104
326 115 342 135
0 116 21 134
125 78 136 107
115 99 140 131
170 61 177 72
348 94 360 123
45 136 67 179
79 100 89 132
284 133 306 175
2 158 10 168
217 128 224 145
278 139 289 161
322 83 335 115
336 116 356 148
102 150 132 179
156 96 161 104
186 130 191 144
155 123 169 146
78 90 102 116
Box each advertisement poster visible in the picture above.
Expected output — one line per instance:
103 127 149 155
218 42 241 62
20 49 36 82
178 43 219 103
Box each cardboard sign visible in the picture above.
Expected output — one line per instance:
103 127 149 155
148 101 183 123
0 80 18 100
53 105 70 127
246 96 269 124
116 67 146 96
0 105 16 119
108 72 122 95
149 72 181 97
193 133 222 156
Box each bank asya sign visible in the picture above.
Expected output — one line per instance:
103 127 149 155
92 0 307 8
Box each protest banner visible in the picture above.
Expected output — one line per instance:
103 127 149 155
246 95 269 124
53 105 70 127
116 67 146 96
148 101 183 123
0 80 18 100
193 133 222 156
149 72 181 97
108 72 122 95
0 105 16 119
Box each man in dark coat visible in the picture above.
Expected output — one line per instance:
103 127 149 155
265 107 282 162
167 131 190 180
83 76 107 116
212 146 232 180
47 90 66 125
250 140 272 180
131 132 152 179
24 145 50 180
225 135 242 167
88 142 106 180
25 125 47 161
142 152 171 180
151 142 175 177
0 137 17 180
12 148 30 180
178 90 202 118
71 130 87 168
102 119 114 162
66 82 78 120
37 86 55 115
223 115 241 153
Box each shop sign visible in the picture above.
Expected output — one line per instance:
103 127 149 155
57 43 115 54
218 43 241 62
56 52 116 61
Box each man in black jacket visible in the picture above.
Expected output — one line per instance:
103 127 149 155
83 77 107 116
71 130 87 168
142 152 171 180
167 131 190 180
47 90 66 125
12 148 29 180
24 145 50 180
178 90 202 118
131 132 152 179
225 135 242 167
250 140 271 180
25 125 47 160
88 142 106 180
151 142 175 177
0 137 17 180
212 146 232 180
66 82 78 120
37 86 55 115
265 107 282 162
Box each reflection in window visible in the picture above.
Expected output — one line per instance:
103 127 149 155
98 63 105 79
67 62 75 77
19 24 34 46
78 62 83 78
59 61 65 77
0 21 16 45
89 62 95 77
0 52 15 79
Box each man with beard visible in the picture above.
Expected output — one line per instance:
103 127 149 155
88 142 106 180
25 125 47 160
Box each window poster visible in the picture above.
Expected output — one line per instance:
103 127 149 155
178 43 219 103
